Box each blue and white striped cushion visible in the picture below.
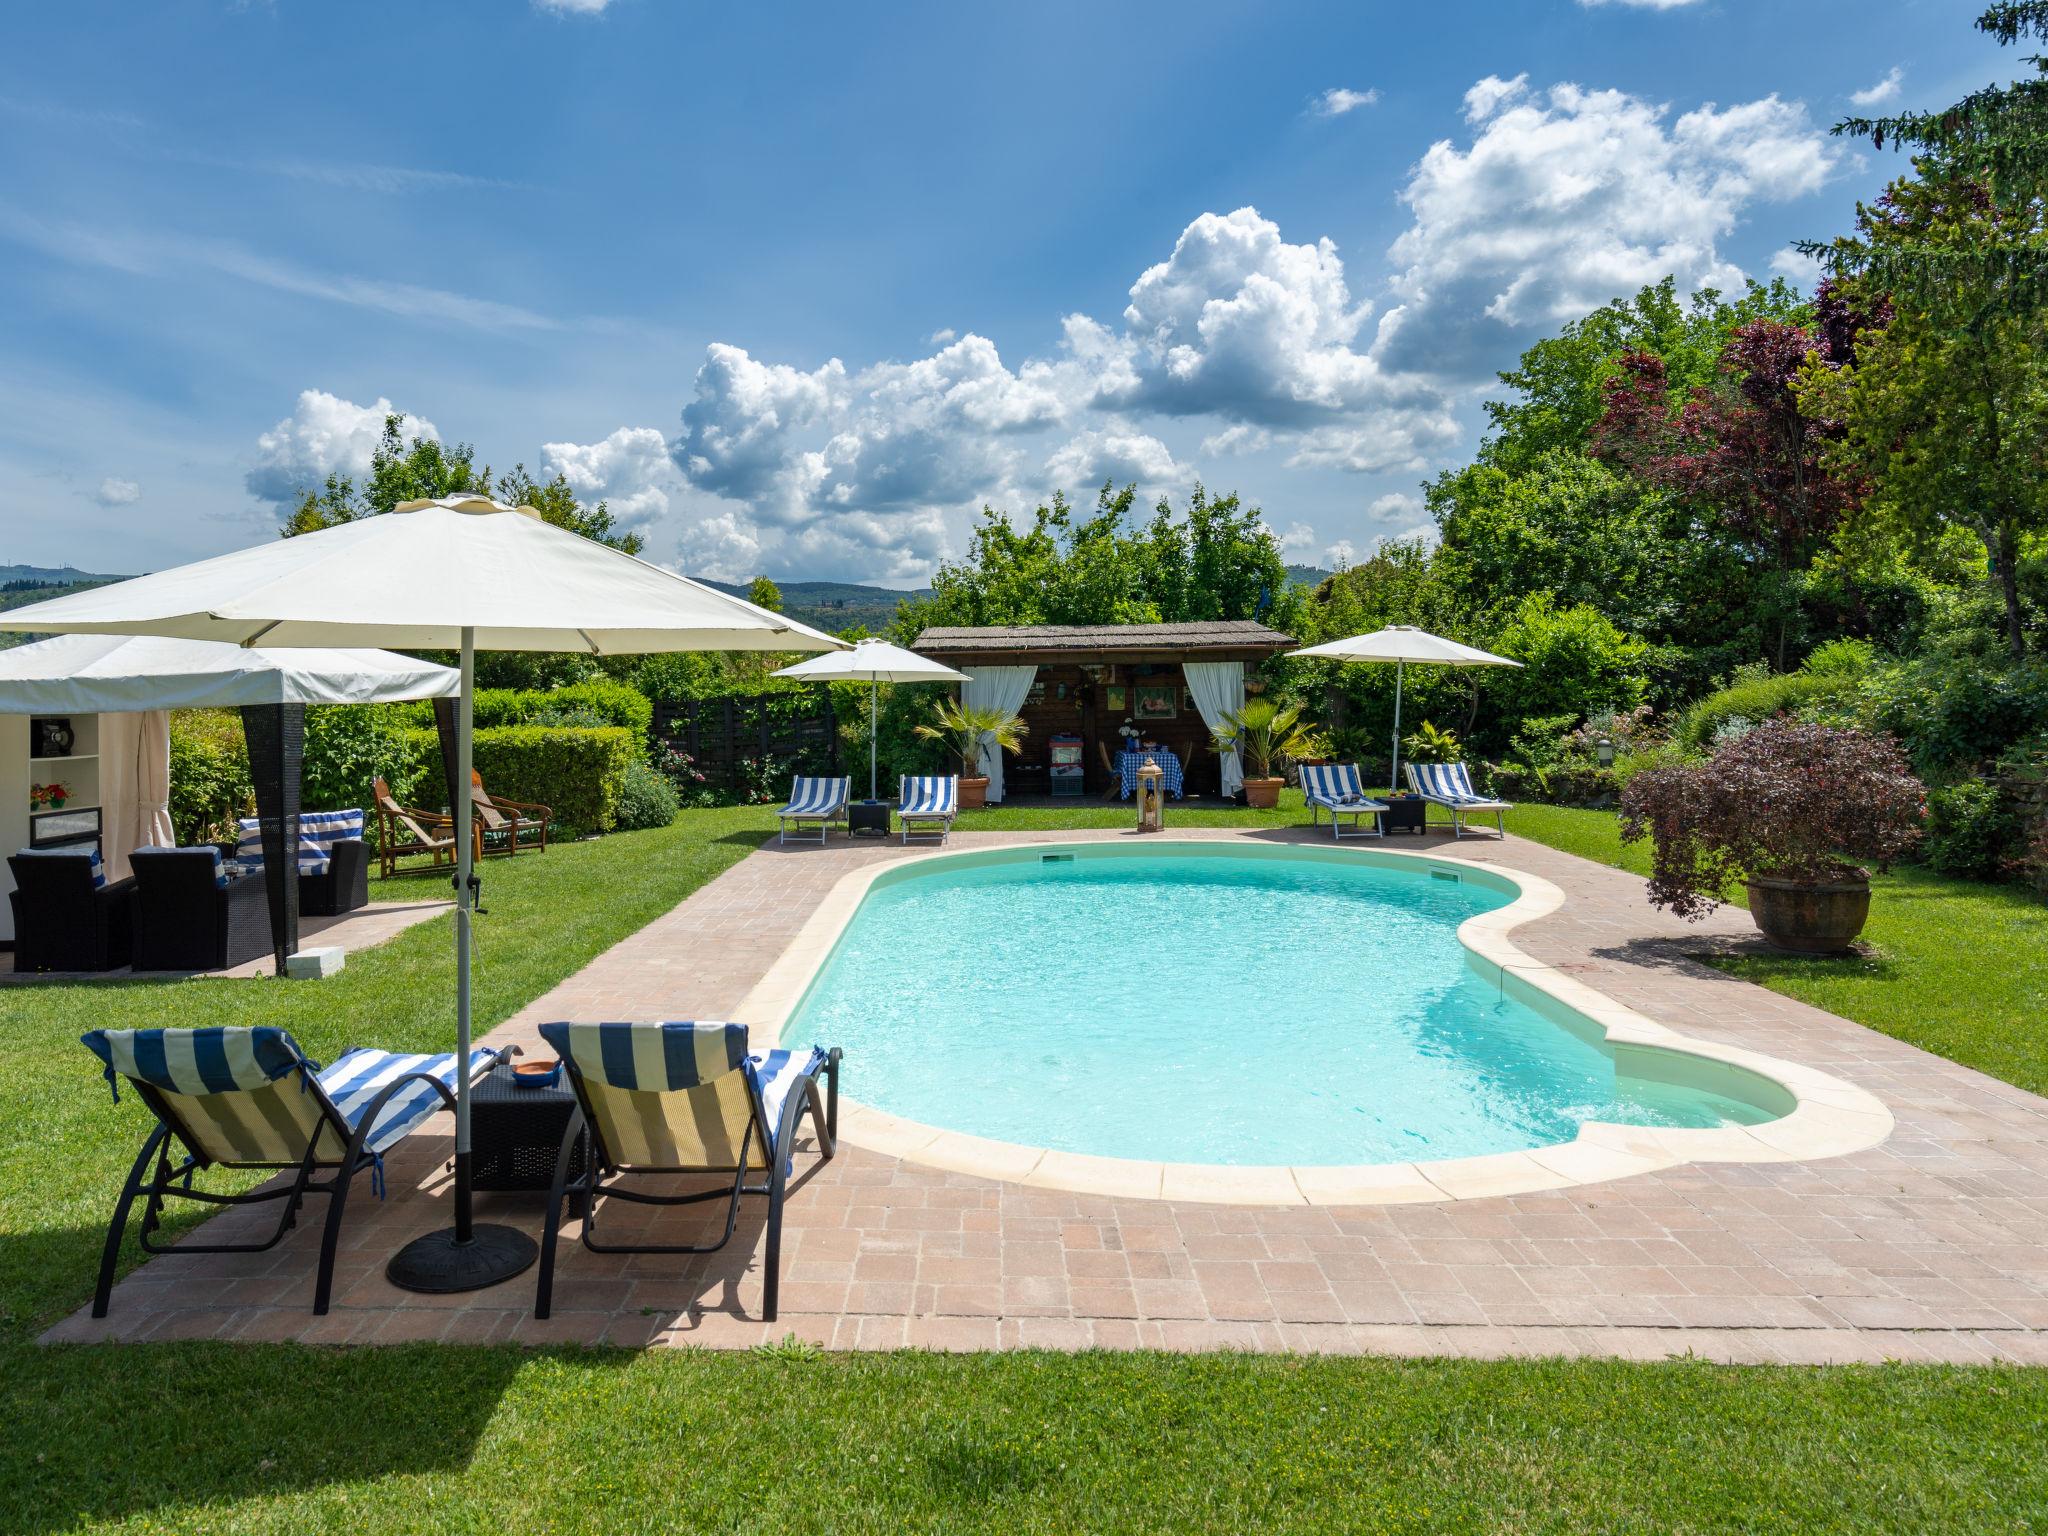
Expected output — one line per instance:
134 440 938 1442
537 1020 749 1092
316 1046 499 1156
1300 763 1381 807
1408 762 1502 805
778 777 849 818
87 846 107 888
82 1025 310 1097
899 776 957 817
747 1046 828 1163
237 809 365 876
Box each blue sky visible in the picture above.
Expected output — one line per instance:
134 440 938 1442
0 0 2007 585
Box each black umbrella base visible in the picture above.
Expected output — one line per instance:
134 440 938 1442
387 1223 537 1294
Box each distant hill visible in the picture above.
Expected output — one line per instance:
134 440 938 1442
0 569 129 648
1286 564 1333 587
698 578 930 636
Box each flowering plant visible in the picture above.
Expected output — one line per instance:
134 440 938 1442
29 781 71 810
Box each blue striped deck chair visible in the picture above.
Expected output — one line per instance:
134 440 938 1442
1298 762 1387 841
898 775 958 845
1405 761 1512 838
533 1022 841 1323
79 1027 499 1317
776 775 851 846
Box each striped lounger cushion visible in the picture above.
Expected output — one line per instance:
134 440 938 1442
539 1021 824 1170
236 809 365 876
1408 762 1505 805
1299 763 1384 809
899 777 957 817
81 1025 496 1165
778 778 848 819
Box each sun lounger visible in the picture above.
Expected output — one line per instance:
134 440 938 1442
1405 761 1512 838
80 1026 499 1316
776 775 851 845
1299 763 1387 840
898 775 958 844
533 1021 840 1323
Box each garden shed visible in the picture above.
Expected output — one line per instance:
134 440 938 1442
912 620 1295 801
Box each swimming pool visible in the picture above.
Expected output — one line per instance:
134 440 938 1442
784 842 1792 1167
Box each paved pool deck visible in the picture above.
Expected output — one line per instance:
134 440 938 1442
49 827 2048 1365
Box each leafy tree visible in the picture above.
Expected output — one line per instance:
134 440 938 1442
1805 2 2048 310
1483 593 1653 728
1801 177 2048 658
897 482 1286 636
1427 451 1755 697
746 576 784 613
1480 279 1809 472
281 415 643 556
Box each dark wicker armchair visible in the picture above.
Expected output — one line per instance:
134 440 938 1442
7 850 133 972
130 848 272 972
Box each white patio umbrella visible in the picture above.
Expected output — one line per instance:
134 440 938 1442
1287 625 1521 790
771 637 970 803
0 495 843 1293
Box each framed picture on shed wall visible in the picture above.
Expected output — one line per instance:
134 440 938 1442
1104 685 1128 712
1133 683 1178 720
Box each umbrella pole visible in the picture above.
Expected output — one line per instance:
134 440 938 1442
1390 658 1405 795
387 626 537 1296
454 631 474 1243
870 676 878 801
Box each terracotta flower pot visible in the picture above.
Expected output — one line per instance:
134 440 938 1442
958 777 989 810
1745 872 1871 954
1243 776 1283 810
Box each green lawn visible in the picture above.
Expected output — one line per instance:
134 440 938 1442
2 800 2044 1534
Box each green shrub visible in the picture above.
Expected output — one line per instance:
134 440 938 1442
614 757 681 830
1677 671 1847 751
393 680 654 752
303 705 432 814
403 724 634 836
1485 594 1652 733
1922 779 2017 880
1859 654 2048 777
167 709 252 846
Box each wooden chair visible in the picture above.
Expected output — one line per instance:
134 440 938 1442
372 776 458 879
1097 739 1122 799
471 770 552 857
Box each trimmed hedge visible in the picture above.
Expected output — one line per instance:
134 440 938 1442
401 724 635 837
1676 671 1851 751
393 679 653 747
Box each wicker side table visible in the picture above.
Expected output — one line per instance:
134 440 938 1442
471 1060 587 1192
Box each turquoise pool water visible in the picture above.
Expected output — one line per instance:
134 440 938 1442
788 845 1775 1166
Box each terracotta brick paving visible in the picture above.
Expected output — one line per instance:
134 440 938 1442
47 827 2048 1364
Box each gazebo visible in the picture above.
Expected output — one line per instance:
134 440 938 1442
912 620 1295 801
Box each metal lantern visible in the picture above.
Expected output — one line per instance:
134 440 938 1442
1136 757 1165 833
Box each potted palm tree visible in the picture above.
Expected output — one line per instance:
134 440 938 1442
1620 720 1923 952
1211 697 1319 810
914 698 1028 810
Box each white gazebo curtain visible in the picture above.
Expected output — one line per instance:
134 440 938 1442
94 710 174 883
1182 661 1247 796
959 664 1036 802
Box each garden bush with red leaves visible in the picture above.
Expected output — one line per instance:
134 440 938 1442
1619 720 1925 920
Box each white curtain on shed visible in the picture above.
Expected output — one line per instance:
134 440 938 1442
959 664 1036 802
1182 661 1247 797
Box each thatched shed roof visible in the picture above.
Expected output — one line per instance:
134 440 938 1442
913 619 1293 664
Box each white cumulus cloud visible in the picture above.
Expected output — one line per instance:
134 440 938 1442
94 476 140 506
1043 426 1189 493
245 389 437 504
1380 80 1837 376
541 425 675 533
1850 68 1904 108
1310 87 1379 118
